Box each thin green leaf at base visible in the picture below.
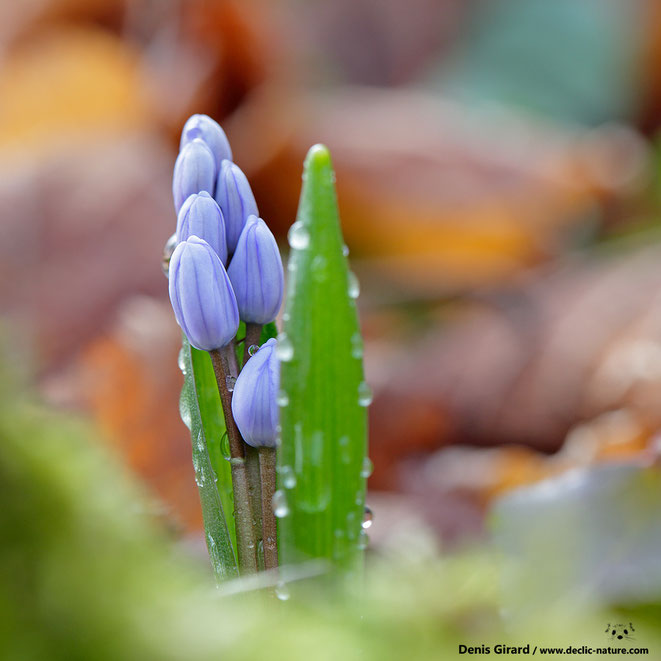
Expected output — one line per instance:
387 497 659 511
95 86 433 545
188 345 236 549
179 336 238 580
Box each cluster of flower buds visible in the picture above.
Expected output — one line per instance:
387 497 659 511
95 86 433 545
167 114 284 447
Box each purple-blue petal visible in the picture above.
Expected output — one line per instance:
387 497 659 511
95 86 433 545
215 160 258 254
176 192 228 265
227 216 284 324
168 236 239 350
180 114 232 175
232 338 279 448
172 139 216 212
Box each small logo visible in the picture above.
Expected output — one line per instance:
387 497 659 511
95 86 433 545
605 622 635 642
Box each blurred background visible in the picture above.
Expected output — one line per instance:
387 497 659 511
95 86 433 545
4 0 661 555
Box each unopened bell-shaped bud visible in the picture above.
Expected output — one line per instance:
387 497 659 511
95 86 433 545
180 114 232 175
168 236 239 351
215 160 258 254
231 338 279 448
227 216 284 324
172 139 216 212
176 192 228 264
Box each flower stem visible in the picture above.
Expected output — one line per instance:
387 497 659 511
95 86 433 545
242 323 263 366
245 445 264 570
209 346 257 575
259 447 278 570
242 322 265 569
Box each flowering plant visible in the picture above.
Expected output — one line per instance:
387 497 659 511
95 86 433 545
164 116 370 589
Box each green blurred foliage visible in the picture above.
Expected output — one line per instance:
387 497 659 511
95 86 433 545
2 356 661 659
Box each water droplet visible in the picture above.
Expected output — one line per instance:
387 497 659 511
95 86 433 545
196 434 205 453
310 430 324 466
342 244 350 257
279 465 296 489
298 432 330 512
348 271 360 299
248 344 260 356
225 375 236 392
177 348 186 373
357 381 373 407
220 432 231 461
358 381 373 406
276 334 294 362
339 435 351 464
287 221 309 250
357 529 369 550
276 389 289 407
162 233 178 277
351 332 363 359
205 532 220 569
362 505 373 529
193 457 206 486
361 457 374 479
275 581 290 601
311 255 327 282
272 490 290 518
179 395 192 429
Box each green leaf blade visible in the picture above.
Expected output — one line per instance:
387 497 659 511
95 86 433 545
278 145 368 574
179 337 238 580
189 345 236 548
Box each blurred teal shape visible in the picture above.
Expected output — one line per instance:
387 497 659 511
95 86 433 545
492 462 661 617
429 0 644 125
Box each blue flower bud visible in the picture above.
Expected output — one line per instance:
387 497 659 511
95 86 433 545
168 236 239 351
227 216 284 324
180 114 232 175
215 160 258 254
172 139 216 212
176 192 228 264
232 338 279 448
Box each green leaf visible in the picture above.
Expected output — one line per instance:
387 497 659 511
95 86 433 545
189 345 236 548
278 145 369 575
261 321 278 344
179 337 238 580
